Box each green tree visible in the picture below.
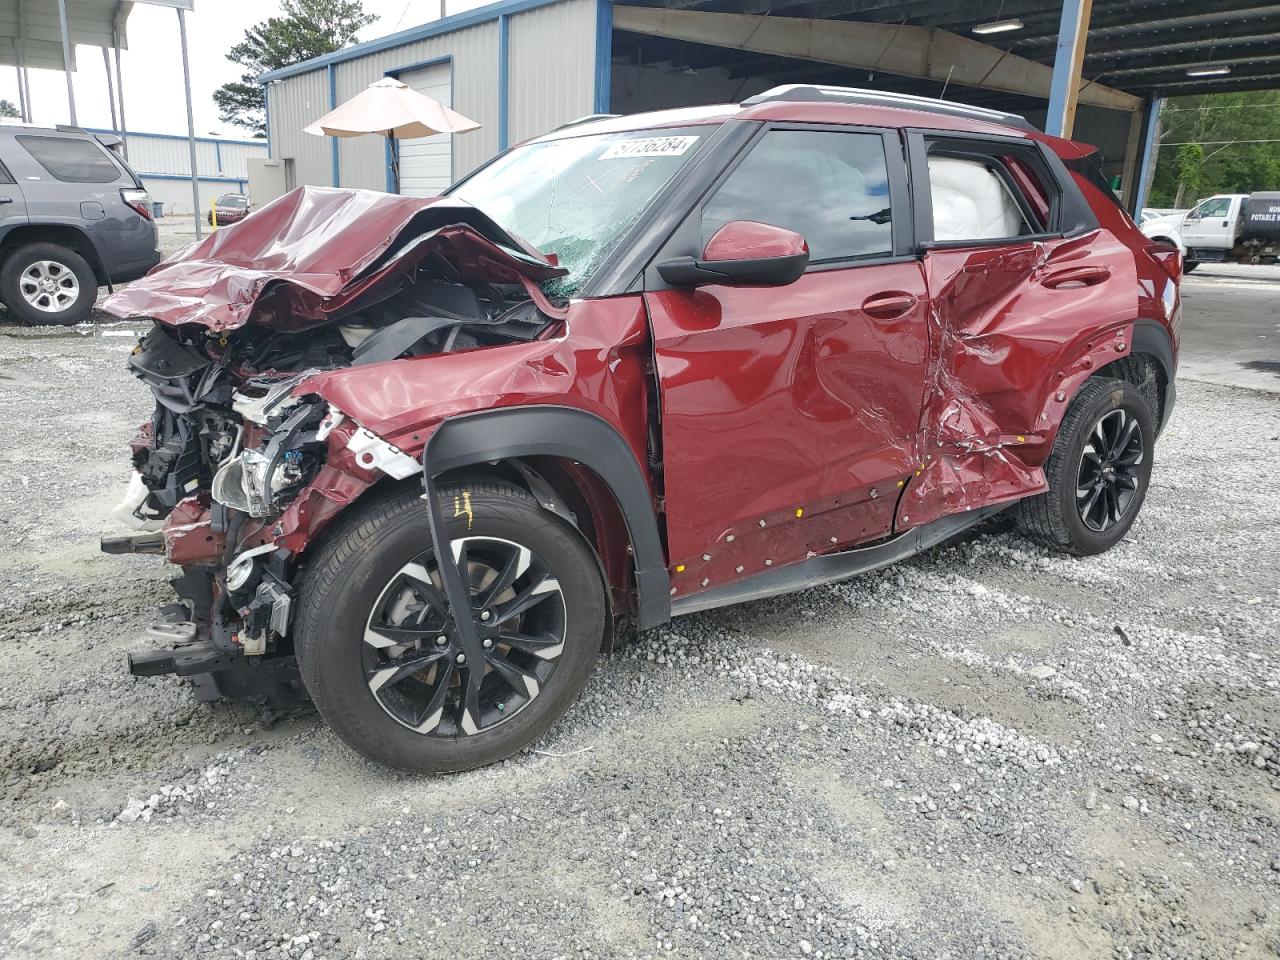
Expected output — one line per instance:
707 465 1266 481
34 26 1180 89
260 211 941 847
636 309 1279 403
1172 143 1204 208
0 100 19 119
1149 90 1280 207
214 0 377 136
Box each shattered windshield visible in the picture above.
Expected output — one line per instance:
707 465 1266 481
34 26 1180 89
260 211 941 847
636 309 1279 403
451 126 710 297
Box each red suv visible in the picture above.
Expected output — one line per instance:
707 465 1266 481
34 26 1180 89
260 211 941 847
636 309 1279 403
104 85 1180 772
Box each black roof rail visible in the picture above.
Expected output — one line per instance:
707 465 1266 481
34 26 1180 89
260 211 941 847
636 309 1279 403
554 113 622 132
741 84 1037 133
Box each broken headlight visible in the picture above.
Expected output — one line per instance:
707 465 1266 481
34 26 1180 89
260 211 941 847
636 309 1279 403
212 449 285 517
211 400 329 517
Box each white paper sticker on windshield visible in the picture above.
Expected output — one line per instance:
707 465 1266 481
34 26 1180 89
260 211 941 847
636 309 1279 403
599 136 699 160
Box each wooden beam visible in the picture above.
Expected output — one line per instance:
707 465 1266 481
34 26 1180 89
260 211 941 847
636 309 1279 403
1046 0 1094 137
611 6 1141 113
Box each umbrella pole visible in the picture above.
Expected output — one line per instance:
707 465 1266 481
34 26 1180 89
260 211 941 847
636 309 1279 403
388 129 400 194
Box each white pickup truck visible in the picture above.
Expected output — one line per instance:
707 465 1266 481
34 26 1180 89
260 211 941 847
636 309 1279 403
1141 192 1280 271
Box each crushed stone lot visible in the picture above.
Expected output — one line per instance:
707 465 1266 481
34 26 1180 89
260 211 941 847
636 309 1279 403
0 311 1278 959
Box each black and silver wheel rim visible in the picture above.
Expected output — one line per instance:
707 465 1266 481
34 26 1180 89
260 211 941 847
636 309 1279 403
1076 408 1144 533
362 536 566 737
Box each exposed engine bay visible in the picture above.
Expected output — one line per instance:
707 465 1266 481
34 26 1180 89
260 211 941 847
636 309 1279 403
101 187 567 699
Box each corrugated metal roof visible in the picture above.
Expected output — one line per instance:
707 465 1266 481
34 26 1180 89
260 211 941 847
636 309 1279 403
613 0 1280 98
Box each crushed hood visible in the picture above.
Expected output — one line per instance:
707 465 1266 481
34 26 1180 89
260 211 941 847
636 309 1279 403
102 186 566 332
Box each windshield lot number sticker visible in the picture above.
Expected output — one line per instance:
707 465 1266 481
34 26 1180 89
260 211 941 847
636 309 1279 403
600 136 699 160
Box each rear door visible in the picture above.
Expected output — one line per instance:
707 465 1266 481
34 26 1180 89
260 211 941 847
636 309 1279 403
901 130 1138 529
0 153 28 236
646 125 930 592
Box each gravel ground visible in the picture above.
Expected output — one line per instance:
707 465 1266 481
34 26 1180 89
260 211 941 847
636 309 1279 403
0 283 1278 959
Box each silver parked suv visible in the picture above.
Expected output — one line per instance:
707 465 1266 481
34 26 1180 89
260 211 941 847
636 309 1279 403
0 124 161 325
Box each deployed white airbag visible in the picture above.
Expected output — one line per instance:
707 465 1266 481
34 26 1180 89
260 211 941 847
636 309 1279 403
928 156 1026 242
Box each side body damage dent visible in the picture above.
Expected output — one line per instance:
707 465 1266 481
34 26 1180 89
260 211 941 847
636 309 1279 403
902 230 1143 530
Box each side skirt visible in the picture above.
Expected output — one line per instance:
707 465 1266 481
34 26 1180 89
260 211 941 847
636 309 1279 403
671 505 1008 617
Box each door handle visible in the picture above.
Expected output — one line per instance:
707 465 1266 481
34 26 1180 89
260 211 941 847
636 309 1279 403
861 291 918 320
0 197 13 205
1041 265 1110 289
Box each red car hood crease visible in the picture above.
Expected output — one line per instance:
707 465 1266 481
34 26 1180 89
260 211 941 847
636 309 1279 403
102 185 566 332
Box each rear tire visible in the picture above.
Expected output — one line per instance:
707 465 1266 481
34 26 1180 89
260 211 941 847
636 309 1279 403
295 480 606 772
1183 260 1199 274
0 242 96 326
1016 378 1155 556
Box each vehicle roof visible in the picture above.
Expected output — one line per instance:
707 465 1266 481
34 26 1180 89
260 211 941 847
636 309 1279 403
532 97 1092 160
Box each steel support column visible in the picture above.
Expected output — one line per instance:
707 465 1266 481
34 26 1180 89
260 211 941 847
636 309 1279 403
1046 0 1094 138
1132 97 1164 215
113 29 129 159
103 47 120 135
176 8 202 238
57 0 77 126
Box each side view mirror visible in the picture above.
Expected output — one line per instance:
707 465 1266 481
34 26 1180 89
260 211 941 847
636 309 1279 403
657 220 809 288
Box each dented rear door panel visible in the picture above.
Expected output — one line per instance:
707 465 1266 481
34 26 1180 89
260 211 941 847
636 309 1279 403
902 229 1140 528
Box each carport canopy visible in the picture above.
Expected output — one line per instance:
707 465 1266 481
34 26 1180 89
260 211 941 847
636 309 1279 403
610 0 1280 209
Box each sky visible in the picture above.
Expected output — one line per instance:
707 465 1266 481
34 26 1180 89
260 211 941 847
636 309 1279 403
0 0 489 139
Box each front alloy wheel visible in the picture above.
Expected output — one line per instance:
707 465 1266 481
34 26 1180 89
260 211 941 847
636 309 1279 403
363 537 567 737
296 481 606 772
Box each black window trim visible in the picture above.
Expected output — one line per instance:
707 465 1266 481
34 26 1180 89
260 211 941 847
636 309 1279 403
644 120 916 292
15 132 126 184
905 128 1098 251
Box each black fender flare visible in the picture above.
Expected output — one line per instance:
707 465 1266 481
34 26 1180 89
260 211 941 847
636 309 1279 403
1130 319 1177 434
422 405 671 630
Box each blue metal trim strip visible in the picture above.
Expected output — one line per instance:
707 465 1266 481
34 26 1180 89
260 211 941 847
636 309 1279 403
327 64 340 186
1132 97 1163 214
260 0 568 84
385 136 396 194
214 140 222 173
139 172 248 184
385 53 453 76
264 87 273 155
498 15 510 151
593 0 612 115
1046 0 1087 138
85 126 266 147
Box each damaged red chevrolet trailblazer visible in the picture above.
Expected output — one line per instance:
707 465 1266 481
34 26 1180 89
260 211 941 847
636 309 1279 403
102 86 1180 772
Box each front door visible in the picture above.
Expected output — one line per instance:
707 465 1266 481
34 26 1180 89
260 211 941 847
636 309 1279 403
1180 196 1235 252
647 126 929 595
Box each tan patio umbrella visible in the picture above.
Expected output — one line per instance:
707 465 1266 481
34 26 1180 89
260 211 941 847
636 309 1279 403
304 76 481 193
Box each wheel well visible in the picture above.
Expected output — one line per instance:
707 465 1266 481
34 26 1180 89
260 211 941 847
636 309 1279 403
440 457 639 626
1093 352 1165 424
0 225 106 283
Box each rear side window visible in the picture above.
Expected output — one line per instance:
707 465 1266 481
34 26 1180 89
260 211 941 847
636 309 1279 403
701 129 893 262
17 135 121 183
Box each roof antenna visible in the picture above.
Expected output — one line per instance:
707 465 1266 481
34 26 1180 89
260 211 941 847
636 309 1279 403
939 65 955 99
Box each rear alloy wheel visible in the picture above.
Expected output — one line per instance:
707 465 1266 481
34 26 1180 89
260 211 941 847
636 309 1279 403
0 242 96 326
296 481 606 772
1016 377 1155 556
1075 408 1144 534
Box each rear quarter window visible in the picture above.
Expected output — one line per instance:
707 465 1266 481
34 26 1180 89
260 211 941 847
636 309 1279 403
17 135 122 183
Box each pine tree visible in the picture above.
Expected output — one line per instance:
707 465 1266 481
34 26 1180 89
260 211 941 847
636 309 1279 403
214 0 377 136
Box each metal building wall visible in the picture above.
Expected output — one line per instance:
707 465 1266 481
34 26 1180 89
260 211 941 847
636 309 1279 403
265 0 603 193
265 69 332 191
89 131 267 180
506 0 598 146
333 20 501 190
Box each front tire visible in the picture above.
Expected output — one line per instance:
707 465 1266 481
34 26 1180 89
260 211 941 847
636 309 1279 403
1017 378 1155 556
0 242 96 326
295 480 606 772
